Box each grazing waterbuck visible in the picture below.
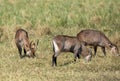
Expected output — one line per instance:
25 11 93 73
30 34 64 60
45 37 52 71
77 29 119 56
52 35 92 66
15 29 39 58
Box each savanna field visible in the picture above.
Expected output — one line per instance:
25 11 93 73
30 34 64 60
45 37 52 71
0 0 120 81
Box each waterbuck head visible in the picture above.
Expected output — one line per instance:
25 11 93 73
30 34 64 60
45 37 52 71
109 43 119 56
30 40 39 57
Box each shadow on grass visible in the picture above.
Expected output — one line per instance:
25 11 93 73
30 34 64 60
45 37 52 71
92 54 106 58
97 55 105 58
59 60 80 66
59 61 73 66
20 55 36 59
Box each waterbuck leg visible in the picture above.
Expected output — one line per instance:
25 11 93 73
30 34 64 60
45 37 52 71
52 55 57 66
77 47 82 59
33 53 36 57
52 55 54 66
54 57 57 66
77 53 80 59
101 47 106 56
74 51 79 61
18 47 22 58
52 51 60 66
23 48 26 57
31 52 36 58
94 46 97 56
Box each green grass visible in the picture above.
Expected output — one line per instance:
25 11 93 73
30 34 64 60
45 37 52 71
0 0 120 81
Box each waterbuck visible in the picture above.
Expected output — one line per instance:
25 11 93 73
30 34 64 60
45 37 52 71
52 35 92 66
77 29 119 56
15 29 39 58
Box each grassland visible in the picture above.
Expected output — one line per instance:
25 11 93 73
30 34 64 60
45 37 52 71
0 0 120 81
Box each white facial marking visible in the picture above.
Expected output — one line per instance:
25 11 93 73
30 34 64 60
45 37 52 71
27 51 31 56
53 40 59 53
111 46 116 53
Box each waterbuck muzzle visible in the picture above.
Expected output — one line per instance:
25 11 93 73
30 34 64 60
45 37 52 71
110 45 119 56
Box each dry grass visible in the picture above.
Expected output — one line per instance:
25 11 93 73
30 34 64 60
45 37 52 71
33 26 51 36
0 26 119 81
0 0 120 81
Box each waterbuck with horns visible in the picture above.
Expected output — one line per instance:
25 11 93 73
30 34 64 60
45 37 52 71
77 29 119 56
52 35 92 66
15 29 39 58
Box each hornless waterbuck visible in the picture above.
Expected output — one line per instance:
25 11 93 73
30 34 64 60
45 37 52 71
15 29 39 58
52 35 92 66
77 29 119 56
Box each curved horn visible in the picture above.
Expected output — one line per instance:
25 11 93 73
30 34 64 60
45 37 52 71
30 41 33 46
36 39 39 46
35 39 39 50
